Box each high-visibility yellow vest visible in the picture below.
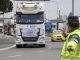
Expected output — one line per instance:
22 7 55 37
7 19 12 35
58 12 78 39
61 29 80 60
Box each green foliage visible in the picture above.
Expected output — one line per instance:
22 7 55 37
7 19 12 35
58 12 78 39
0 0 13 13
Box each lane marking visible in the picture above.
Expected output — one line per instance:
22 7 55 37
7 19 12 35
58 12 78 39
8 55 22 58
39 51 45 53
0 44 16 51
37 50 47 53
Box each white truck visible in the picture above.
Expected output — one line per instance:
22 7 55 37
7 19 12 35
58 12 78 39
14 2 45 48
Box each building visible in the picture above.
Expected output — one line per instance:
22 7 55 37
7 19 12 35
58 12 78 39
49 19 59 30
0 18 13 33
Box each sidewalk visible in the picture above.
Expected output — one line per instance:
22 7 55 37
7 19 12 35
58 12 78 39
0 33 14 43
0 33 11 39
0 33 15 49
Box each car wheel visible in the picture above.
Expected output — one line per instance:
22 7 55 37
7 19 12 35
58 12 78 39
51 39 54 42
62 40 65 42
16 44 22 48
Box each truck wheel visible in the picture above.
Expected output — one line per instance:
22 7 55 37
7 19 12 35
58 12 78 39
16 45 22 48
39 44 45 47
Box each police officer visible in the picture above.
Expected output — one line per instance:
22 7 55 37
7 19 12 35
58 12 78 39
61 16 80 60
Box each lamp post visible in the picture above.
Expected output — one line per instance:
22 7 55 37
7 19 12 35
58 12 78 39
51 1 59 20
72 0 74 16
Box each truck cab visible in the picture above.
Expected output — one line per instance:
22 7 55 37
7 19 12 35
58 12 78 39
14 2 45 48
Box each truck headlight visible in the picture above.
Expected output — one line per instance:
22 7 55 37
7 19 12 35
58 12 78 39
17 38 20 41
39 37 44 42
16 38 21 41
39 37 44 40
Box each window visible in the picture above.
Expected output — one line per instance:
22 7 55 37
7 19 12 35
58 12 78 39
52 25 56 28
16 12 44 24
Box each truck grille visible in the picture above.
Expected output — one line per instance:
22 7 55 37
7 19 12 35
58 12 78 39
20 28 40 42
22 37 38 42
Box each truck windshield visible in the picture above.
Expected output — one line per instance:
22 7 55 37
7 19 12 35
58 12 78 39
16 12 44 24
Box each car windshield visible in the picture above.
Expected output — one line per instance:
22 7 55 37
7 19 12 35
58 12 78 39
53 30 62 34
16 12 44 24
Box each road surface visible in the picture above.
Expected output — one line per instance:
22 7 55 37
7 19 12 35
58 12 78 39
0 35 64 60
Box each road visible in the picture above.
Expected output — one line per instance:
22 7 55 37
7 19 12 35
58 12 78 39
0 35 64 60
0 34 15 49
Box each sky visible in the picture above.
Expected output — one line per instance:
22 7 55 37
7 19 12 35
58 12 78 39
45 0 80 19
1 0 80 19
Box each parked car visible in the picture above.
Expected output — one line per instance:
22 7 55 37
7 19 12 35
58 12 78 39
51 30 65 42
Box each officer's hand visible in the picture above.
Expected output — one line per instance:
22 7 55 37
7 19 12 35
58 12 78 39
67 46 75 52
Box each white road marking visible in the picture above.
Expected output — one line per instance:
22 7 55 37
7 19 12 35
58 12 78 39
0 44 16 51
37 50 47 53
39 51 45 53
8 55 22 58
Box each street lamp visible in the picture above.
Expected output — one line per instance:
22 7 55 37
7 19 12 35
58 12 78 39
51 1 59 20
72 0 74 16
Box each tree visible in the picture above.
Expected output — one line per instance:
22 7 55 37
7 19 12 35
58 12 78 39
0 0 13 13
0 0 13 33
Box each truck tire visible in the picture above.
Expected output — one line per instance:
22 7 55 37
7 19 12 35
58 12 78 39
16 44 22 48
39 44 45 47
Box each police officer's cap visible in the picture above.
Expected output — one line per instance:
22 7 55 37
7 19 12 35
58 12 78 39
67 16 79 29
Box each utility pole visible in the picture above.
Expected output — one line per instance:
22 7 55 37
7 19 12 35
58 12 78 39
59 10 60 21
72 0 74 16
52 1 58 20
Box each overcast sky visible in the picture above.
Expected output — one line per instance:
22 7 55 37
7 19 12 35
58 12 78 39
45 0 80 19
2 0 80 19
